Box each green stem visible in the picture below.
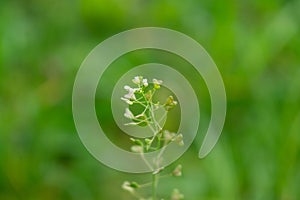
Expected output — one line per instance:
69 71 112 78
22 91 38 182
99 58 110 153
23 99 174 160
140 152 153 171
152 173 159 200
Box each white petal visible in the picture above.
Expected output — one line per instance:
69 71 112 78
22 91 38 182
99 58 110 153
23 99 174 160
124 108 134 119
153 78 163 85
121 97 133 105
124 85 131 90
142 78 148 87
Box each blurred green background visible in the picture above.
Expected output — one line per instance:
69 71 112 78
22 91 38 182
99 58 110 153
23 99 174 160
1 0 300 199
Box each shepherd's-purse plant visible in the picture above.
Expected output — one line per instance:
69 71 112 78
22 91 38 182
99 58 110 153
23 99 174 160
121 76 184 200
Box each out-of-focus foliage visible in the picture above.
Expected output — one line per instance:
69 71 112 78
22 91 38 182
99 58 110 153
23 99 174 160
1 0 300 199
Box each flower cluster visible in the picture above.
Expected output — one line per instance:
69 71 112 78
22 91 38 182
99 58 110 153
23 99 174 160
121 76 162 105
163 130 184 146
121 76 184 200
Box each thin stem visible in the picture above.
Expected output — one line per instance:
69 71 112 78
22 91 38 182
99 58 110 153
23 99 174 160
150 102 162 131
139 182 152 188
148 124 156 135
152 173 159 200
124 117 151 126
156 134 161 150
140 152 153 171
156 145 167 167
133 100 147 107
147 130 160 150
158 110 168 124
139 174 172 189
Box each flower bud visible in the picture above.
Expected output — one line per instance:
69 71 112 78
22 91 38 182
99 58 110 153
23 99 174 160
132 76 143 85
121 97 133 105
172 164 182 177
122 181 135 193
164 96 178 111
130 138 143 146
131 145 143 153
164 130 176 142
142 78 148 87
171 189 184 200
174 134 184 146
153 78 163 89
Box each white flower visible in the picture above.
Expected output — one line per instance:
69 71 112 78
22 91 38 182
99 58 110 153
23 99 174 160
175 134 184 146
142 78 148 87
124 108 135 119
131 145 143 153
164 132 184 146
132 76 142 85
124 85 131 90
124 85 137 100
153 78 163 89
153 78 163 85
121 97 133 105
164 130 176 142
